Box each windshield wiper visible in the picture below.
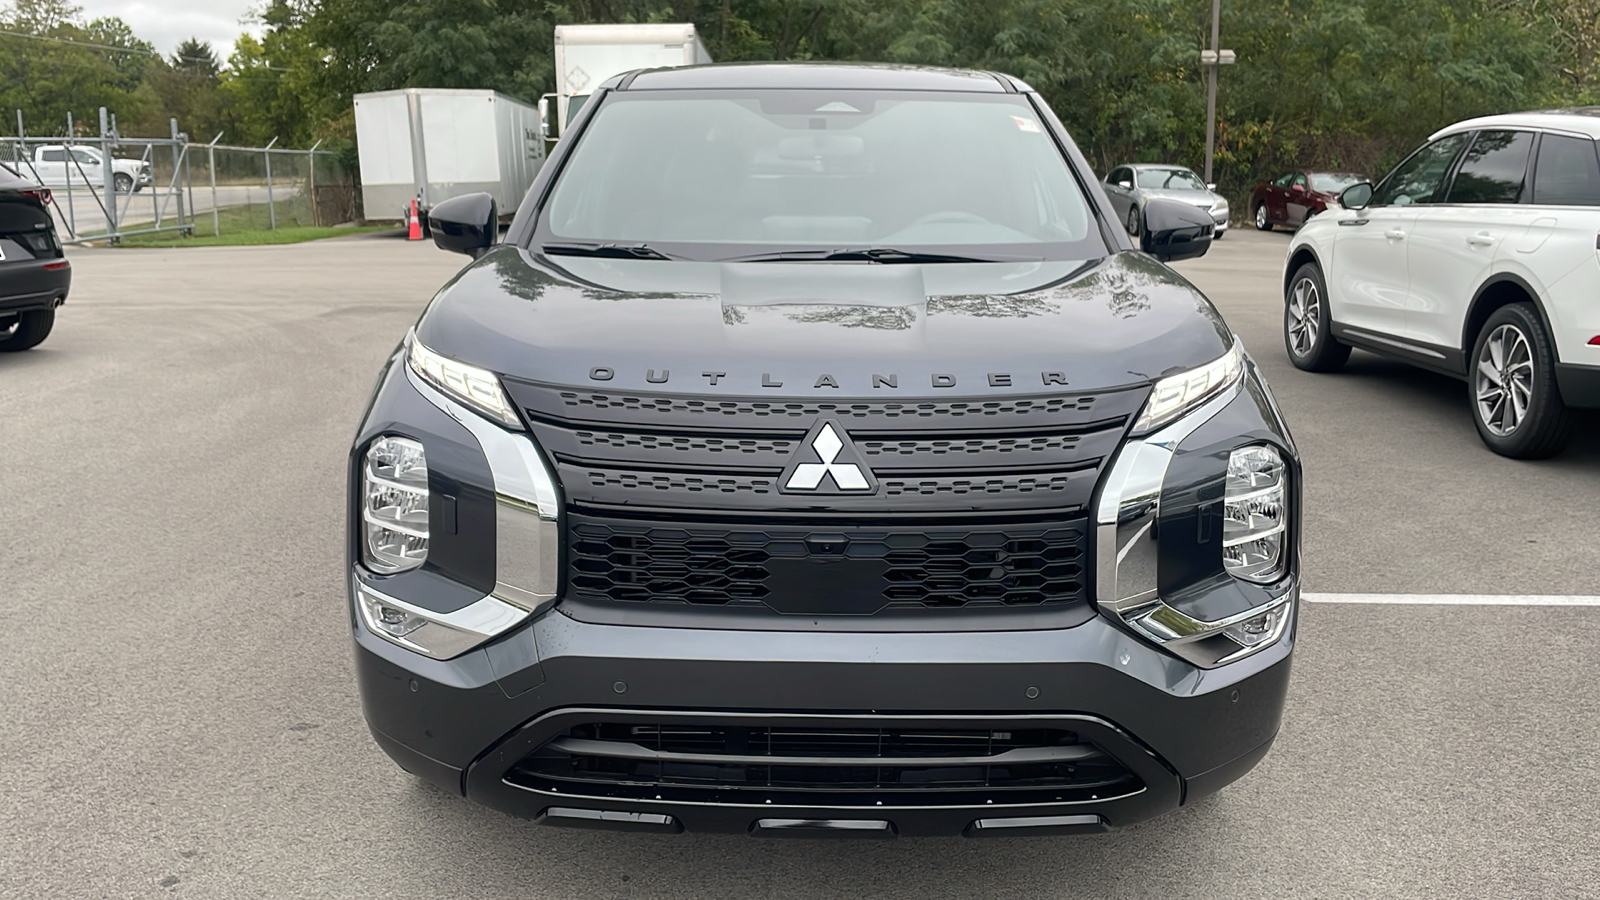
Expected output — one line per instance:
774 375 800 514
542 241 678 260
725 247 1025 264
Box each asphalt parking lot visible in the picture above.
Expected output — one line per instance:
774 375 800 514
2 229 1597 898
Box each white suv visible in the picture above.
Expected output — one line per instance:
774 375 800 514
1283 109 1600 458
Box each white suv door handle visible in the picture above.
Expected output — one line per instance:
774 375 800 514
1467 232 1495 247
1385 229 1406 240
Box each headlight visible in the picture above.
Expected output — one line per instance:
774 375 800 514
1223 445 1287 583
1130 342 1244 435
363 436 429 573
406 331 521 428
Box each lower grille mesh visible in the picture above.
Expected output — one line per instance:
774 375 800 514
509 721 1141 806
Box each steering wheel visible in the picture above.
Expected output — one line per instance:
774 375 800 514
909 210 992 227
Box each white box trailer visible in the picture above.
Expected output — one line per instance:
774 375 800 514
546 23 712 138
353 88 546 223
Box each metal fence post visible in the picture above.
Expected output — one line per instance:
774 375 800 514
208 132 222 237
62 111 76 238
307 139 322 227
99 107 115 242
170 118 186 230
264 136 278 230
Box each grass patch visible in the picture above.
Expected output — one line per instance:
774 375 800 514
91 202 393 247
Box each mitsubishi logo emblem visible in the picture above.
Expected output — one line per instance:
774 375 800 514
779 420 877 494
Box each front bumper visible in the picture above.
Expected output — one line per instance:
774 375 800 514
355 599 1292 837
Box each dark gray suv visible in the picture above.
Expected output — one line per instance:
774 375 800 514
347 63 1297 837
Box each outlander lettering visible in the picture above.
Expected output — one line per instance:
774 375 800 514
349 63 1297 838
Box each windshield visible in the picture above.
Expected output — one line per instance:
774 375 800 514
1309 173 1364 193
538 89 1103 261
1135 168 1206 191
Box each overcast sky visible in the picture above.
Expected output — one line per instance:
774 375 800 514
76 0 264 63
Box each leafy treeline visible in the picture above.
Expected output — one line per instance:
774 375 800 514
4 0 1598 198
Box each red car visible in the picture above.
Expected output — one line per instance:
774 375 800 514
1250 170 1367 231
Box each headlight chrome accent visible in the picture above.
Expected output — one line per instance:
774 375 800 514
406 330 522 429
1130 341 1244 436
362 436 429 573
1096 368 1294 668
353 576 528 660
405 361 559 613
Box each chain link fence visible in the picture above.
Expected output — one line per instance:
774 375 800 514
5 107 351 244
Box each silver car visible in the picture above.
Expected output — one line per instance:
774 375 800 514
1103 164 1229 240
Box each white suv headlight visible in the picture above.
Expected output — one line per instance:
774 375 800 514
363 436 429 573
406 331 522 428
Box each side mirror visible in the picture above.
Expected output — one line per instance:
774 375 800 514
1139 198 1213 262
1340 182 1374 210
429 192 498 258
1117 180 1133 189
538 94 555 140
1206 182 1217 191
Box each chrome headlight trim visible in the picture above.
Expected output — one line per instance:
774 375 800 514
405 362 560 613
1096 372 1294 667
352 575 528 660
406 330 523 429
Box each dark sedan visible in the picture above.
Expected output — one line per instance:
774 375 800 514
0 161 69 351
1250 170 1366 231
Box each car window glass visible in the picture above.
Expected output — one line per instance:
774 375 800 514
1309 173 1363 193
71 150 99 164
1370 134 1470 206
1291 173 1307 189
1447 130 1533 204
1135 168 1205 190
543 90 1099 256
1532 133 1600 206
41 149 65 162
1273 173 1294 188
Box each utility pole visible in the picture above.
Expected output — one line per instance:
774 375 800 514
1200 0 1236 185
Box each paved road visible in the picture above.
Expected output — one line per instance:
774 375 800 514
2 231 1597 898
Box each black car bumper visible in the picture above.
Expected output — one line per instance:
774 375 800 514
354 596 1293 837
1556 362 1600 409
0 257 70 314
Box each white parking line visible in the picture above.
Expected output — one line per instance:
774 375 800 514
1305 593 1600 606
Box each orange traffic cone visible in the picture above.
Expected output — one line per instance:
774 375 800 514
406 198 423 240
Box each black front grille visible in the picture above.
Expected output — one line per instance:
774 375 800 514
508 720 1142 807
568 514 1087 614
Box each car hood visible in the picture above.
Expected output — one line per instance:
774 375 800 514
414 246 1234 396
1140 188 1223 207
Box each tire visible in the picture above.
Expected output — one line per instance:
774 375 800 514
0 308 55 352
1254 204 1272 231
1126 204 1140 237
113 173 133 193
1468 303 1575 459
1283 262 1349 372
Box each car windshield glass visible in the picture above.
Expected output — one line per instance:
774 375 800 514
538 89 1103 261
1135 168 1206 190
1309 173 1363 193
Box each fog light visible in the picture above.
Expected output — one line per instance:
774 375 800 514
1223 445 1287 583
363 436 428 573
1223 604 1288 648
358 592 425 639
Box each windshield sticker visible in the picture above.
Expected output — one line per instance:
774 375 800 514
1012 116 1042 133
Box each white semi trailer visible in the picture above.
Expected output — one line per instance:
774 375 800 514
353 88 546 223
543 23 713 140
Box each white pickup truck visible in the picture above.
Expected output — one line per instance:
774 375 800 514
25 145 151 193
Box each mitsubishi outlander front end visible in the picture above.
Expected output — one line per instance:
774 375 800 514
348 63 1298 837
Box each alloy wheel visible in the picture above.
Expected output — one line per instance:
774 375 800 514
1286 277 1319 357
1126 205 1139 236
1475 323 1533 436
1255 205 1269 229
